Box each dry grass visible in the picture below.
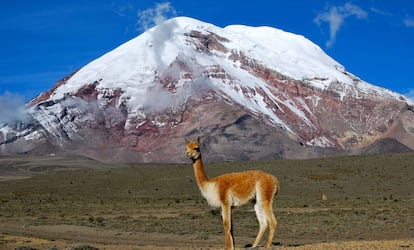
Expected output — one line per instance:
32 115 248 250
0 153 413 249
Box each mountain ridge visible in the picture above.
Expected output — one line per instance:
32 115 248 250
1 16 413 163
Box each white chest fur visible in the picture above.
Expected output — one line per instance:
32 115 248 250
200 182 222 208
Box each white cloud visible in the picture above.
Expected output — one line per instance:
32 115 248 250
0 92 30 125
113 2 135 17
136 2 176 31
404 89 414 101
314 2 367 48
404 17 414 28
370 7 393 17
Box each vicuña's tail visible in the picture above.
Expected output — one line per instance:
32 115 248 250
274 178 280 197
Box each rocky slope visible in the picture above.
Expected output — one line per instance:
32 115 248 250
1 17 413 162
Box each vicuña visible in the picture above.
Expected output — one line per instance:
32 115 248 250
185 136 280 250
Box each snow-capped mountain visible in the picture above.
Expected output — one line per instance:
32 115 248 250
1 17 413 162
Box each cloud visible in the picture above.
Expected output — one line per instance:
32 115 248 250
136 2 176 31
111 2 177 34
0 92 30 125
136 2 178 71
404 89 414 101
370 7 393 17
113 2 135 17
314 2 367 48
404 16 414 28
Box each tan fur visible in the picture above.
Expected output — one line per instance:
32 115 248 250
185 136 280 250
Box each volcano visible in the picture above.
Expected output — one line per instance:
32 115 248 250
1 17 413 163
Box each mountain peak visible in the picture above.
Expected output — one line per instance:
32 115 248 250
2 16 413 162
49 16 405 102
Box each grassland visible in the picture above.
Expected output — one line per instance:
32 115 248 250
0 153 413 249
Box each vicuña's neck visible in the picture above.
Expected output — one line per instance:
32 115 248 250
192 156 209 187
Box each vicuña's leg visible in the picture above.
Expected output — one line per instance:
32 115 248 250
221 204 234 250
252 202 267 248
264 203 277 249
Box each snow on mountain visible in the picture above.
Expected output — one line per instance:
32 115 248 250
48 17 408 134
50 17 373 99
1 16 413 162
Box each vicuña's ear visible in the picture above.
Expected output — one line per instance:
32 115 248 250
197 136 201 144
184 138 190 144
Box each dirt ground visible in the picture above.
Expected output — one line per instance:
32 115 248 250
0 226 412 249
0 153 413 249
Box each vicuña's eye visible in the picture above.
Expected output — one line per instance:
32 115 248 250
194 147 200 152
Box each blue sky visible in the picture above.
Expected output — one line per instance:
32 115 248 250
1 0 413 102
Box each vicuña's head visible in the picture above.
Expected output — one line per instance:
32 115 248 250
185 136 201 161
